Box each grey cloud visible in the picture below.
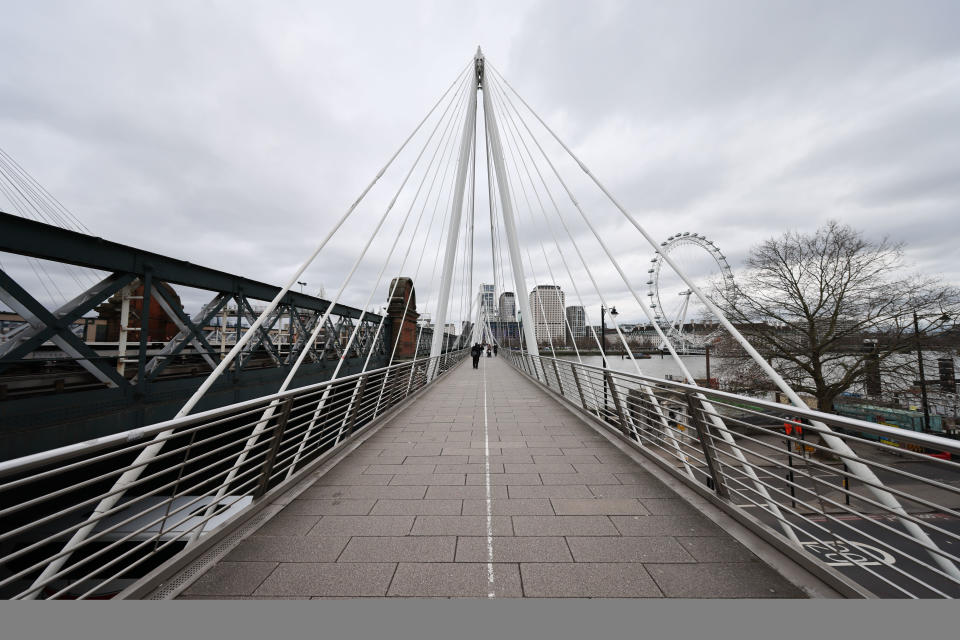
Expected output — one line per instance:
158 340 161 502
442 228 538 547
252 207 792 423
1 0 958 327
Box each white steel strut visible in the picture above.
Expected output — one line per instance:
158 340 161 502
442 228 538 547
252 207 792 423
22 64 474 598
491 63 958 577
479 50 539 357
427 52 480 378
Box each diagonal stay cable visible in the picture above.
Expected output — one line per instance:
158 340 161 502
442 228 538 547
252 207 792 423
213 69 472 489
488 61 958 576
21 59 475 598
489 64 799 532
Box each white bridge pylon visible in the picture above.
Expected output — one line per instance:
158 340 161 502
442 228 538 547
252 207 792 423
29 47 958 597
429 48 539 380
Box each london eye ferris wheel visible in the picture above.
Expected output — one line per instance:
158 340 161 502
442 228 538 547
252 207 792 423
646 232 735 352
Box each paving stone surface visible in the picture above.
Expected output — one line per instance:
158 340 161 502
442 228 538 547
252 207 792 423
520 563 663 598
181 356 805 599
644 563 805 598
254 563 397 597
182 562 278 597
370 499 462 515
307 515 414 536
387 563 523 597
565 536 695 563
282 499 376 516
425 485 509 499
410 515 514 536
460 498 554 515
455 536 572 562
224 536 349 563
337 536 456 562
551 498 650 515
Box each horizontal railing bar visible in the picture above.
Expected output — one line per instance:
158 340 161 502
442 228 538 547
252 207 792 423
0 350 467 477
705 453 959 588
2 453 267 596
0 414 282 518
708 449 960 567
68 483 266 601
508 352 960 598
15 469 266 599
698 425 960 518
718 468 960 595
0 404 277 494
0 443 273 582
530 353 960 454
716 476 940 598
0 350 467 599
698 429 960 547
700 398 960 472
0 413 280 526
0 418 283 547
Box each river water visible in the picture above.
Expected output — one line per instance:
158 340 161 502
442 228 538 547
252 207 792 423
557 353 714 380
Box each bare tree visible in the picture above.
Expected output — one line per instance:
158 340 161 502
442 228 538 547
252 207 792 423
714 221 959 412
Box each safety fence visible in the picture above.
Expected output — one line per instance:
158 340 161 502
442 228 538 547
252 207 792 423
505 350 960 599
0 349 466 599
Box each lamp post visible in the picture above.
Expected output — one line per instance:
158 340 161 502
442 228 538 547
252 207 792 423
705 344 711 389
600 305 618 369
297 281 307 294
913 311 951 432
517 310 522 352
862 338 880 397
600 305 617 413
913 310 931 433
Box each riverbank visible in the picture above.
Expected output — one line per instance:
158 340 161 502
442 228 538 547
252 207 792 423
539 349 652 358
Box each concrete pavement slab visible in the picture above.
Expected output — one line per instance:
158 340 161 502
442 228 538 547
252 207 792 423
184 356 811 599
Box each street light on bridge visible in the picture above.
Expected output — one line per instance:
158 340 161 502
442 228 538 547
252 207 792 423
600 305 618 370
600 305 618 413
913 310 951 433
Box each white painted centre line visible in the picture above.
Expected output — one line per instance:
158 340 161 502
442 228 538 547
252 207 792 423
482 356 495 597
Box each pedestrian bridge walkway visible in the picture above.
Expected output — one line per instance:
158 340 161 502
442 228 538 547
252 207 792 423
177 356 807 598
6 48 959 601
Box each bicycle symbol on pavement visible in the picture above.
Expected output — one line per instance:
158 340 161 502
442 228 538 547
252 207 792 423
800 540 897 567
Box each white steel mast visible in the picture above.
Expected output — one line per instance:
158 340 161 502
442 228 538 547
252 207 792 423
478 49 539 356
427 51 480 376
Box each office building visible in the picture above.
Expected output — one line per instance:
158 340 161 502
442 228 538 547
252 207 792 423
529 285 565 345
479 283 497 322
566 305 586 343
498 291 516 322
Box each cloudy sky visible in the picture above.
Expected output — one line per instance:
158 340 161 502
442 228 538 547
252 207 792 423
2 0 958 329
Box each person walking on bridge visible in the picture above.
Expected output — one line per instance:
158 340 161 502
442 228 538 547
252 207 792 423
471 343 482 369
493 344 498 356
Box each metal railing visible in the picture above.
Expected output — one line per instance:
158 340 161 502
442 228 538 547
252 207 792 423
0 349 467 599
504 350 960 599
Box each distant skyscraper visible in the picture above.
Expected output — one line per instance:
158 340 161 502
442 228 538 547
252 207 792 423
490 320 520 345
479 283 497 322
498 291 516 322
566 305 585 343
529 285 565 345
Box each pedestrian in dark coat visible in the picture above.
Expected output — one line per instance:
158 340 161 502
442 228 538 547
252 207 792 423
471 343 482 369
